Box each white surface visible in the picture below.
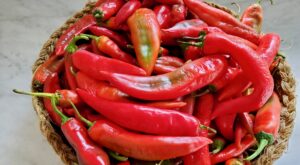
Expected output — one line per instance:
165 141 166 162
0 0 298 164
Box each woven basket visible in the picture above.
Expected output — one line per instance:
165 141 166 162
31 1 296 165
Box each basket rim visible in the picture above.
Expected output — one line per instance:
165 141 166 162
31 1 296 165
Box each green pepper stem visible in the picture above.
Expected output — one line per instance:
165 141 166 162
245 138 269 161
211 138 226 154
93 10 104 20
68 99 93 128
13 89 55 98
178 40 204 48
199 124 217 134
66 34 90 54
51 97 69 124
107 150 128 162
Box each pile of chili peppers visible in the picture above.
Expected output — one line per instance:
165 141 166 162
14 0 284 164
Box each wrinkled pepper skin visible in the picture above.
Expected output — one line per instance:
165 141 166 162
77 89 201 136
128 8 161 75
88 120 212 161
99 55 227 100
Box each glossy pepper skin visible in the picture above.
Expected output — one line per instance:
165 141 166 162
55 14 96 56
209 67 241 92
154 5 172 29
127 8 161 75
179 93 196 115
215 114 236 141
114 0 142 27
64 53 77 90
170 4 187 25
77 89 201 136
200 32 274 118
89 120 212 161
99 55 227 100
154 56 184 74
245 93 281 161
184 0 260 44
72 50 146 79
241 1 264 33
93 0 124 22
183 45 203 61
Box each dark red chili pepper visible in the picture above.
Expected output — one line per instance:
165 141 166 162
234 119 248 149
170 4 187 25
64 53 77 90
154 56 184 74
99 55 227 100
127 8 161 75
72 50 146 79
89 26 129 49
117 161 130 165
184 0 260 44
155 0 183 5
55 14 96 56
93 0 124 22
179 93 196 115
245 93 281 160
33 55 64 85
238 112 254 135
114 0 142 27
77 88 201 136
141 0 154 8
215 114 236 141
51 98 110 165
225 158 244 165
211 137 226 154
211 135 256 164
154 5 172 29
159 47 170 56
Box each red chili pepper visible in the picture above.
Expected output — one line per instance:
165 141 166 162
184 0 260 44
51 98 110 165
91 40 104 55
179 93 196 115
64 53 77 90
198 32 274 118
215 114 236 141
234 119 248 149
182 45 203 61
77 88 201 136
144 101 186 109
114 0 142 27
170 4 187 25
99 55 227 100
55 14 96 55
183 94 214 165
159 47 170 56
225 158 244 165
127 8 161 75
117 161 131 165
155 0 183 5
245 93 281 160
33 55 64 85
103 17 130 31
89 26 129 49
93 0 124 22
154 56 184 74
72 50 146 80
141 0 154 8
154 5 172 29
211 135 256 164
238 112 254 135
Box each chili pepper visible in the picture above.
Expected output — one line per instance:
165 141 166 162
238 113 254 135
211 137 226 154
76 34 136 64
154 56 184 74
170 4 187 25
182 44 203 61
269 53 284 72
72 50 146 79
184 0 260 44
245 93 281 160
93 0 124 22
77 88 202 136
159 47 170 56
234 119 248 150
114 0 142 27
211 135 256 164
141 0 154 8
215 114 236 141
91 40 104 55
127 8 161 75
144 101 186 109
161 19 208 45
51 98 110 165
89 26 129 49
117 161 130 165
64 53 77 90
225 158 243 165
99 55 227 100
103 17 130 31
155 0 183 5
154 5 172 29
55 14 96 55
33 55 64 85
196 32 274 118
13 89 81 108
179 93 196 115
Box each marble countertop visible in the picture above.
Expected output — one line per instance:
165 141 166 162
0 0 298 164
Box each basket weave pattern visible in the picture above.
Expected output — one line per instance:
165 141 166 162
31 1 296 165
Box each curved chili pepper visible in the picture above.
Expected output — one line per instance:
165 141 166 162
225 158 243 165
155 0 183 5
215 114 236 141
179 93 196 115
114 0 142 27
211 137 226 154
72 50 146 79
55 14 96 55
238 112 254 135
51 98 110 165
99 55 227 100
103 17 130 31
127 8 161 75
91 40 104 55
245 93 281 160
211 135 256 164
64 53 77 90
170 4 187 25
154 5 172 29
184 0 260 44
89 26 129 49
77 88 201 136
93 0 124 22
234 119 248 150
198 32 274 118
154 56 184 74
33 55 64 85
